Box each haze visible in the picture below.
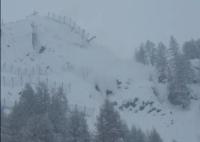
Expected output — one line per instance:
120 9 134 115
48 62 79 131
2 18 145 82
2 0 200 58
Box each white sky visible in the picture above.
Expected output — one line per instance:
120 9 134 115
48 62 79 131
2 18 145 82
2 0 200 58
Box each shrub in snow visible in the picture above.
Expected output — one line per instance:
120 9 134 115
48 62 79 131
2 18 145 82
39 46 46 54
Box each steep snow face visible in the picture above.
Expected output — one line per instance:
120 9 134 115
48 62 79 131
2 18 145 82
1 15 200 142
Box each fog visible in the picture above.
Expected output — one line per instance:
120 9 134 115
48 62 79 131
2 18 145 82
2 0 200 58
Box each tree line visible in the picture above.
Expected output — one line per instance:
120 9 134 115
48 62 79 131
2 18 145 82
1 83 163 142
134 36 200 108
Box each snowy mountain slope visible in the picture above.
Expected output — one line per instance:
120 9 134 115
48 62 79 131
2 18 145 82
1 14 200 142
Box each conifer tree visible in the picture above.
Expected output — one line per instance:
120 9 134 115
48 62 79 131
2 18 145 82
68 107 90 142
168 54 192 108
167 37 193 108
21 113 55 142
96 99 124 142
34 82 50 114
49 86 69 142
129 126 146 142
155 42 168 83
168 36 179 60
148 129 163 142
1 107 11 142
135 44 148 65
183 39 200 59
144 40 156 65
8 84 36 142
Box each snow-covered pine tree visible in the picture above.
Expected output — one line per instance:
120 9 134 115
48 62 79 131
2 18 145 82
95 99 124 142
8 84 37 142
34 82 51 114
144 40 157 65
168 54 193 108
120 123 131 142
167 36 180 80
148 129 163 142
183 39 200 60
21 113 55 142
129 126 146 142
168 36 179 60
1 106 11 142
197 39 200 59
67 106 90 142
135 43 148 65
155 42 168 83
49 86 69 142
197 60 200 83
167 40 193 108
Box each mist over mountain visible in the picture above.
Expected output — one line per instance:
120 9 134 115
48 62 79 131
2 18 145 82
2 0 200 58
1 13 200 142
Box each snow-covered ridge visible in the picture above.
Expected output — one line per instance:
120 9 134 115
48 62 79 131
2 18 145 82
1 14 200 142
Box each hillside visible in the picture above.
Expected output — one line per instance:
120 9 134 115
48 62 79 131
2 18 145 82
1 14 200 142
